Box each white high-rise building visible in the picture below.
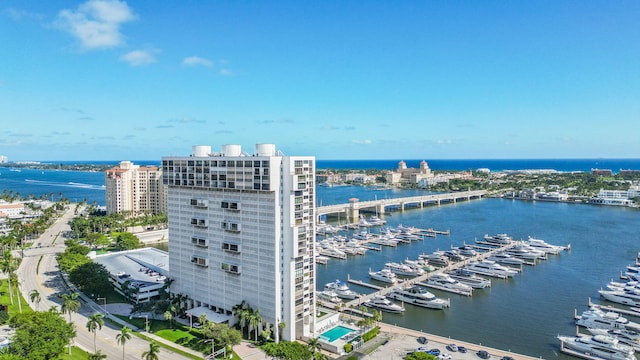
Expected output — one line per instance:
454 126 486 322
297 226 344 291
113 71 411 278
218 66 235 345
162 144 316 341
105 161 167 215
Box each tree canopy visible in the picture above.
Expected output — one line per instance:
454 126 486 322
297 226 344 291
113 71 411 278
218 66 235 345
7 310 76 360
69 262 112 298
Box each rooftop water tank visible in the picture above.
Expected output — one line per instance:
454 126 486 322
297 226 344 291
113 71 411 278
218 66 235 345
221 144 242 157
192 145 211 157
255 143 276 156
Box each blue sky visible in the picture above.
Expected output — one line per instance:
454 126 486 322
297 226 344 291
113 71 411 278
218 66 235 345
1 1 638 161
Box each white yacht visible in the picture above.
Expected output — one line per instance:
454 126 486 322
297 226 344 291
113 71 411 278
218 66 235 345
384 262 425 277
599 288 640 307
441 250 466 262
422 273 472 296
367 216 386 226
319 247 347 259
405 258 436 273
504 244 546 261
587 328 640 351
483 233 512 245
447 269 492 289
368 268 398 284
395 232 421 241
387 286 450 309
317 290 342 304
576 307 640 332
364 295 405 313
465 260 519 279
487 252 526 266
557 334 635 360
455 244 477 257
358 215 373 227
419 253 450 268
324 280 360 300
525 236 565 254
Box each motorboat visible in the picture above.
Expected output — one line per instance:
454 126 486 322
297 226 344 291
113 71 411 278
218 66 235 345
587 328 640 351
324 280 360 300
387 286 450 309
317 290 342 304
384 262 425 277
599 288 640 307
422 273 473 296
368 268 398 284
482 233 512 245
442 250 466 262
319 247 347 259
455 244 477 257
557 334 635 360
525 236 565 254
358 215 373 227
504 244 546 261
395 232 421 242
405 258 436 273
464 260 519 279
419 253 450 268
486 252 526 266
576 307 640 332
363 295 405 313
606 280 640 291
447 269 492 289
367 216 386 226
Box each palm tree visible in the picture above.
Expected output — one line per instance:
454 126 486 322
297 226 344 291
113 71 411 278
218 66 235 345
141 341 161 360
277 321 286 343
61 292 81 322
87 350 107 360
163 310 173 329
10 275 22 313
0 253 17 305
29 289 41 310
307 337 322 355
248 308 262 342
86 313 105 352
116 326 132 360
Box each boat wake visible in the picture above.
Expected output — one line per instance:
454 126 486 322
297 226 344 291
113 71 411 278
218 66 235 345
25 179 105 191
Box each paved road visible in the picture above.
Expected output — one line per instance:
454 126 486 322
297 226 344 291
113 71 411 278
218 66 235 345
15 206 196 359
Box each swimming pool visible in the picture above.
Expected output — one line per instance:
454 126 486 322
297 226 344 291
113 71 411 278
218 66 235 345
319 325 356 343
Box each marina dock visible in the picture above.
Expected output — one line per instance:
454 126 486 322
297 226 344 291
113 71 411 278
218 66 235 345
586 297 640 318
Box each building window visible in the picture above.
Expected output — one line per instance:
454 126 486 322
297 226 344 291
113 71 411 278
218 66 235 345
191 237 207 247
191 256 208 267
221 262 241 274
222 242 240 253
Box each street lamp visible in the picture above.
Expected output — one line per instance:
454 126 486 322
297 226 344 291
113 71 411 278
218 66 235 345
96 297 107 315
144 314 150 332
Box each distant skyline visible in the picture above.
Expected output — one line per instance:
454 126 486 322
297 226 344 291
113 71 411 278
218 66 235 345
1 1 639 161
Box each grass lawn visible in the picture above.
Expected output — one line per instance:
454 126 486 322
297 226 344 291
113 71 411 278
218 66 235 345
59 346 89 359
0 279 34 316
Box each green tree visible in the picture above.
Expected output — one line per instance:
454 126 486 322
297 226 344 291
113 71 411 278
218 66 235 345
248 307 262 342
61 292 81 322
6 309 76 360
163 310 173 329
29 289 41 310
263 341 312 360
114 232 142 250
86 313 105 352
141 340 161 360
88 350 107 360
116 326 132 360
69 262 112 298
307 337 322 355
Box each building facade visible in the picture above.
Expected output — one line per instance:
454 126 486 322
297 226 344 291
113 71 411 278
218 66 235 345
105 161 167 215
162 144 316 341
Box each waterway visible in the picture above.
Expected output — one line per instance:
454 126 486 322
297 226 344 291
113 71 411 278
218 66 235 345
314 193 639 359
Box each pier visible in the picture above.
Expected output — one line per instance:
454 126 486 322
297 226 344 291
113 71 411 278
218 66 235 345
341 241 520 308
317 190 486 223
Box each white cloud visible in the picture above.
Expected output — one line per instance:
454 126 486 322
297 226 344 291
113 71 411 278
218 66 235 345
56 0 136 50
182 56 213 67
352 139 372 145
120 50 157 66
219 69 233 76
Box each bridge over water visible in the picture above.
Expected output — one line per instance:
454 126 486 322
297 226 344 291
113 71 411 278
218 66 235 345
317 190 486 223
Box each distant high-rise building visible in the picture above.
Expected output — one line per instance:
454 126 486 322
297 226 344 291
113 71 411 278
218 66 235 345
0 155 7 164
105 161 166 215
162 144 316 341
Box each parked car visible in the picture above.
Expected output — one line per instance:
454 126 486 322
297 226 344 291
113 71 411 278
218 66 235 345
446 344 458 352
458 346 467 353
417 336 428 344
438 354 452 360
477 350 490 359
501 357 514 360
